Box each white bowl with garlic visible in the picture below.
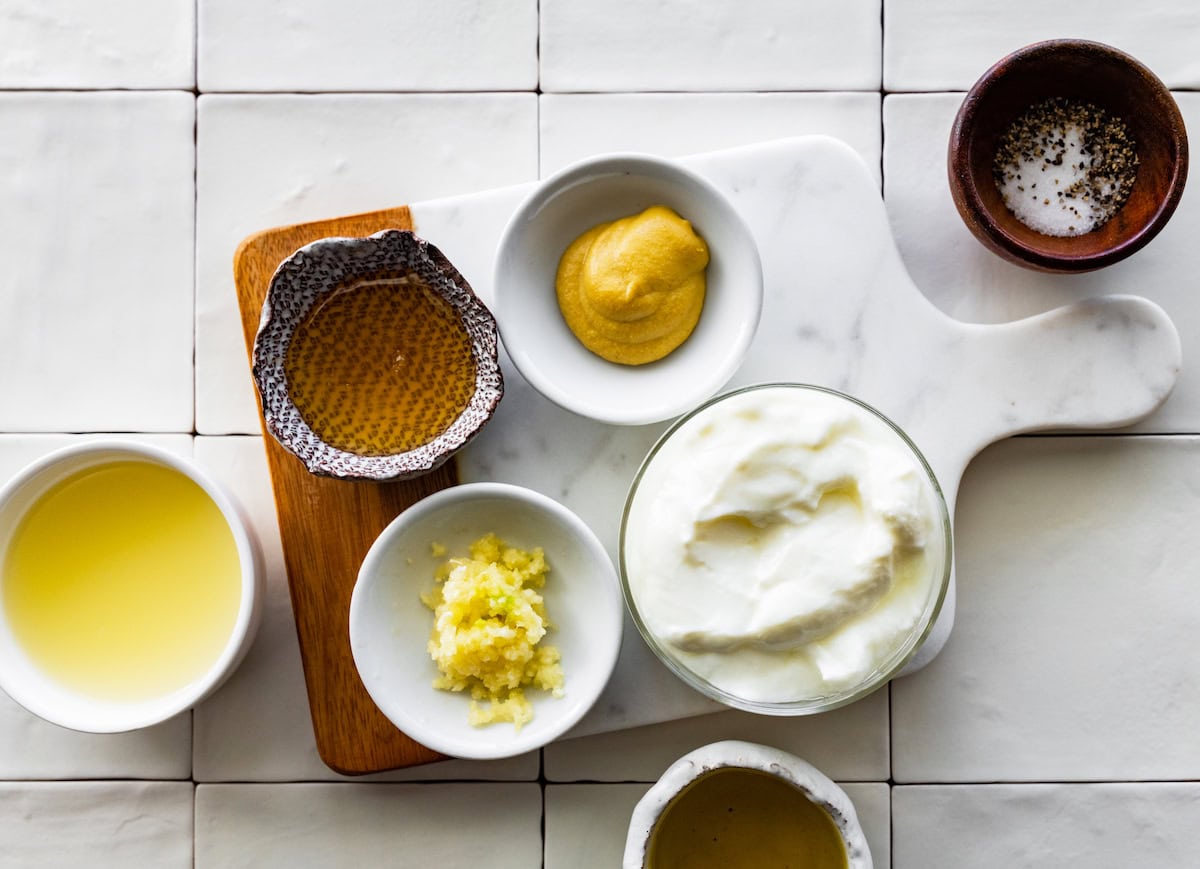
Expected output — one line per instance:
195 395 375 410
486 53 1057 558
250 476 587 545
349 482 622 760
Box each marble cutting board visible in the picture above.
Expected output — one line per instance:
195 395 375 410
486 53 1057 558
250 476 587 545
241 136 1180 765
413 136 1181 736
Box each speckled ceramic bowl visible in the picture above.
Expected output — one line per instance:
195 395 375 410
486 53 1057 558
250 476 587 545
252 229 503 481
624 741 872 868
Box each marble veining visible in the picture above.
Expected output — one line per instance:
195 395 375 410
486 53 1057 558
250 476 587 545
409 136 1181 731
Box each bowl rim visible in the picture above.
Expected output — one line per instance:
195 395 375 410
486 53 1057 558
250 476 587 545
252 229 503 480
622 740 872 868
492 151 764 426
618 382 954 716
348 481 624 759
948 38 1189 272
0 439 264 733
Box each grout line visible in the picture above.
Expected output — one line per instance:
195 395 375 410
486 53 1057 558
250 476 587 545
191 91 199 439
192 0 199 93
536 0 543 177
880 0 893 857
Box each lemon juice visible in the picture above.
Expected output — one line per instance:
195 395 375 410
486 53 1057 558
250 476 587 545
3 460 242 702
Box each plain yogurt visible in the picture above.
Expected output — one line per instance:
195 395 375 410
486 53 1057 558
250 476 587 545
622 385 948 706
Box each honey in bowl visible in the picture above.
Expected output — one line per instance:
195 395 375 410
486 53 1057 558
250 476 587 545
284 275 477 456
646 768 849 869
254 230 503 480
3 460 242 702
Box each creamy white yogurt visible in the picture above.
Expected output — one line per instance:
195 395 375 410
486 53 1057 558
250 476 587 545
623 385 948 705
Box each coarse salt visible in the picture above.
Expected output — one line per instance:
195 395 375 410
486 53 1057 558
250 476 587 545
993 98 1137 237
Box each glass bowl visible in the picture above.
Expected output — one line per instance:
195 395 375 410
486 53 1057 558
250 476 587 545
619 383 952 715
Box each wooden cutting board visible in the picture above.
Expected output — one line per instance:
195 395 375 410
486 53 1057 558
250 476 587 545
233 206 446 774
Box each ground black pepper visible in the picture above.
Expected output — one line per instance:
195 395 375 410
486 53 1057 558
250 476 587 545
993 97 1138 236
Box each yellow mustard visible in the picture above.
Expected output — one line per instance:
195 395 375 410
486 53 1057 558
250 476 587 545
555 205 709 365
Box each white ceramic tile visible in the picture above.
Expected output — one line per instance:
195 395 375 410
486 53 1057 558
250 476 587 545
191 435 538 782
882 92 1200 433
540 92 882 184
195 783 541 867
0 1 194 89
540 0 881 92
545 689 889 783
187 435 540 783
544 782 891 869
194 94 538 435
0 782 192 867
893 784 1200 868
545 784 650 869
884 0 1200 91
892 436 1200 783
198 0 536 92
0 434 193 780
842 783 891 869
0 92 195 433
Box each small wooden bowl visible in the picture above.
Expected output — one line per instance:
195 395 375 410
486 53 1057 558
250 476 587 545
949 39 1188 273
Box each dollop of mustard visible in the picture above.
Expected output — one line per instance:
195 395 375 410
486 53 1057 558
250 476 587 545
555 205 709 365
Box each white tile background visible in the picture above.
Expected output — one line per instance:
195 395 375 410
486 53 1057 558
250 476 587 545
3 1 1200 865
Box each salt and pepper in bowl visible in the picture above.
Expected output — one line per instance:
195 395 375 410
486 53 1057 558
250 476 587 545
949 39 1188 272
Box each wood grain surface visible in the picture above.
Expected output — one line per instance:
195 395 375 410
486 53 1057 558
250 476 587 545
233 207 447 774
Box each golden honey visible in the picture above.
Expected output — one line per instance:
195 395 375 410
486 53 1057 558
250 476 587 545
284 276 477 456
3 461 242 702
647 768 849 869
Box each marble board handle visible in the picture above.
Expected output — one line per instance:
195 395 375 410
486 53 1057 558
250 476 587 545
900 294 1179 672
929 294 1181 491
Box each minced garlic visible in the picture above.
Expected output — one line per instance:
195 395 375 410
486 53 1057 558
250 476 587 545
421 533 563 728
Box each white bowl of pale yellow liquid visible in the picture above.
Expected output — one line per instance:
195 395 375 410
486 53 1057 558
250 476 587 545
0 442 264 733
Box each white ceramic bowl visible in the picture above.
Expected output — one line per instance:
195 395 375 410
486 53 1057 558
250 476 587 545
624 740 872 868
493 153 763 426
0 441 264 733
349 482 623 760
